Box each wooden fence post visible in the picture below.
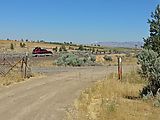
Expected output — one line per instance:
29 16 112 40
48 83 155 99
118 57 122 80
21 57 24 78
24 53 28 78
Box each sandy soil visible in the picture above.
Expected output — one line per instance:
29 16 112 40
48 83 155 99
0 65 133 120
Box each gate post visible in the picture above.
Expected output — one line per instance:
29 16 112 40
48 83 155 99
24 52 28 78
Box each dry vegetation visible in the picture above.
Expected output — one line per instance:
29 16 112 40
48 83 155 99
96 54 137 65
66 69 160 120
0 60 33 86
0 71 24 86
30 58 56 67
0 40 60 53
0 39 138 86
0 69 45 86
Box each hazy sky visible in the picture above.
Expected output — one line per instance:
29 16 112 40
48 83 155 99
0 0 159 43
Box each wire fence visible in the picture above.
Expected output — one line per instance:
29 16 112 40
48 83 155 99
0 53 31 78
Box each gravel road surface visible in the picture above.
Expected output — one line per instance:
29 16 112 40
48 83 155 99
0 65 132 120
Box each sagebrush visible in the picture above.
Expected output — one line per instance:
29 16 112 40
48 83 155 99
55 52 97 66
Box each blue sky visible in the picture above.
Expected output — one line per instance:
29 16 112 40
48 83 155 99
0 0 159 43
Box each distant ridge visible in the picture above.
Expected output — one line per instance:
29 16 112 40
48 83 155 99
97 41 143 48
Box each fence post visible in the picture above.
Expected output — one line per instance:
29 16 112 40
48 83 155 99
21 57 24 78
3 52 6 65
24 52 28 78
118 57 122 80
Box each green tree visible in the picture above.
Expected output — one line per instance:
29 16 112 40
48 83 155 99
138 5 160 96
143 5 160 55
70 42 73 45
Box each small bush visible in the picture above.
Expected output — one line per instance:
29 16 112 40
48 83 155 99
20 42 26 48
78 45 84 51
52 47 58 52
61 45 67 51
90 55 96 62
59 47 62 52
103 55 112 61
10 43 14 50
153 92 160 107
125 53 132 57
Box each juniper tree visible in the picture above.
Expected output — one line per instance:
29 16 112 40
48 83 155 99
138 5 160 96
143 5 160 55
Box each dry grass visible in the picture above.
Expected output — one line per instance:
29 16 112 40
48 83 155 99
0 40 60 53
0 71 24 86
30 59 55 67
0 70 45 86
0 39 78 53
96 54 137 65
66 70 160 120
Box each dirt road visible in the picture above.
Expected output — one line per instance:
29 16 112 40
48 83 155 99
0 66 132 120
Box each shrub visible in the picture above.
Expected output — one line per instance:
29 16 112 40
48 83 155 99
55 52 97 66
78 45 84 51
92 48 95 53
52 47 58 52
137 49 160 96
125 53 132 57
137 49 158 80
69 46 74 50
137 5 160 97
20 42 26 48
90 55 96 62
10 43 14 50
103 55 112 61
61 45 67 51
59 47 62 52
55 53 84 66
153 92 160 107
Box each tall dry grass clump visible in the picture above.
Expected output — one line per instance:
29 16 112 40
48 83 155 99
66 70 160 120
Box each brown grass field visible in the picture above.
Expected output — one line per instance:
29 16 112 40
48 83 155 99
96 54 137 65
0 39 136 53
0 40 61 53
0 39 137 86
66 69 160 120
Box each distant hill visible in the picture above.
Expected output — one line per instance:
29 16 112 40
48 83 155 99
97 41 143 48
